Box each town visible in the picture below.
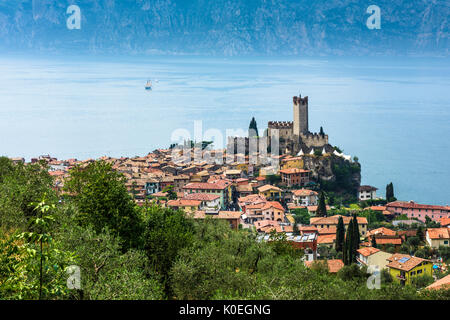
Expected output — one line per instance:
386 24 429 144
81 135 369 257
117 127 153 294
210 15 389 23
8 95 449 291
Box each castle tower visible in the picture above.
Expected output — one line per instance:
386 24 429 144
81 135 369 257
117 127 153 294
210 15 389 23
293 95 309 136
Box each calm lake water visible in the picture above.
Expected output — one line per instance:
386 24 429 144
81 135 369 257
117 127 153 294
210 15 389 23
0 55 449 205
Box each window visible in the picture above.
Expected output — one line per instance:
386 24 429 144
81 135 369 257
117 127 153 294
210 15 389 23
417 269 422 274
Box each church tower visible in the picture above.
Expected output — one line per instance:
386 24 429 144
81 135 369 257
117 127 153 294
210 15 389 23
293 95 309 136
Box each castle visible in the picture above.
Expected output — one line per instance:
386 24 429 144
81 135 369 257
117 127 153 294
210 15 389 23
266 95 330 155
227 95 331 157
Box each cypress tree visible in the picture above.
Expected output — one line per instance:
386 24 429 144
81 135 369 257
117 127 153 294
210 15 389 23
248 117 259 138
343 221 353 265
352 215 360 257
371 236 377 248
316 191 327 217
386 182 396 202
335 216 345 252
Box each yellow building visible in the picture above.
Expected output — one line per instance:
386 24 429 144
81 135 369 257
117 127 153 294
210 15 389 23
257 184 282 201
386 254 433 286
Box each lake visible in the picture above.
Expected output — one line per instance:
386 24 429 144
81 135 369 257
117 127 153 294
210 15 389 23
0 55 449 205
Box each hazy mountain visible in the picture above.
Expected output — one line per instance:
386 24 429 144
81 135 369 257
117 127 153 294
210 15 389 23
0 0 448 56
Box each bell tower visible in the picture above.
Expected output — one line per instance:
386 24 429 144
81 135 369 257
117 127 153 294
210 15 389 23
293 95 308 136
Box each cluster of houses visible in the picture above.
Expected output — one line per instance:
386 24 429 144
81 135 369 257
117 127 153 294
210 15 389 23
11 151 450 289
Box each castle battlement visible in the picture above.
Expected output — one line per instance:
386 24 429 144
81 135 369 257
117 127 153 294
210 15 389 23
293 95 308 106
300 132 328 148
268 121 293 129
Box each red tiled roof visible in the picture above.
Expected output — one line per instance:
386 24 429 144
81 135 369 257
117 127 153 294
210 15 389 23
262 201 285 211
183 182 228 190
167 199 201 207
317 234 336 244
279 168 310 174
357 247 380 257
440 217 450 227
183 193 220 201
386 201 449 211
386 254 431 272
426 274 450 290
368 227 396 237
292 189 318 197
427 228 450 240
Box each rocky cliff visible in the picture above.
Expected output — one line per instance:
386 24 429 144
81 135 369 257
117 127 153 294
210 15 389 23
0 0 448 56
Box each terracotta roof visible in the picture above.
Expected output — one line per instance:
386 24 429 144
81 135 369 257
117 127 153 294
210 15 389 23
374 237 402 245
258 184 282 193
305 259 344 273
183 193 220 201
368 227 397 237
255 176 266 181
386 201 449 211
426 228 450 240
386 254 431 272
189 210 240 220
310 215 368 225
426 274 450 290
167 199 201 207
292 189 318 197
183 182 228 190
317 226 336 235
357 247 380 257
365 206 386 211
279 168 310 174
262 201 285 211
440 217 450 227
317 234 336 244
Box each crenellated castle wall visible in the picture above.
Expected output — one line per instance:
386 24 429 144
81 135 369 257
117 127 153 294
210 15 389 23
299 132 329 148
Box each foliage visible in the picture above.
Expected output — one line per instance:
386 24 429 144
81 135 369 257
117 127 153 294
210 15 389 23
0 157 55 231
316 191 327 217
63 160 143 249
386 182 396 202
265 174 281 185
142 205 195 295
335 216 345 252
292 208 310 225
248 117 259 137
411 274 434 290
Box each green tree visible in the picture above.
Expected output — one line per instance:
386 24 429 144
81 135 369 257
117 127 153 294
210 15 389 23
249 117 259 138
316 191 327 217
386 182 396 202
143 205 195 296
163 185 177 200
292 208 310 225
63 160 143 249
335 216 345 252
371 236 377 248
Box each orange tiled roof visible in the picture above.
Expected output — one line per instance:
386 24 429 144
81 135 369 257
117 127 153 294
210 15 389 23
375 237 402 245
427 228 450 240
387 201 449 211
439 217 450 227
262 201 285 212
426 274 450 290
183 182 228 190
368 227 396 237
183 193 220 201
317 234 336 244
357 247 380 257
279 168 310 174
292 189 318 197
167 199 201 207
386 254 431 272
258 184 282 193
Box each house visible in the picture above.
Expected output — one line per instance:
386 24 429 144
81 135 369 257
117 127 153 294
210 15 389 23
279 168 310 187
317 234 336 249
224 169 243 180
386 254 433 286
183 181 231 209
310 215 368 237
292 189 318 206
183 193 221 211
356 247 392 271
173 175 190 192
367 227 397 238
257 185 282 201
145 179 160 195
261 201 285 222
159 176 174 191
426 228 450 249
358 185 378 201
167 199 201 213
305 259 344 273
190 211 241 230
236 183 254 197
386 201 449 223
